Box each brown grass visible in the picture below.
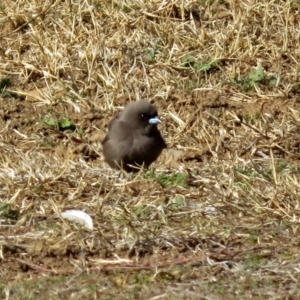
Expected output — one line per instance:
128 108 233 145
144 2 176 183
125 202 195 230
1 0 300 299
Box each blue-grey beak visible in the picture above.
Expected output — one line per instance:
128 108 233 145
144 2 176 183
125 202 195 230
149 116 162 125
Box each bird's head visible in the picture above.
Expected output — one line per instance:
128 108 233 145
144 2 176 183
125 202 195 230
119 101 162 133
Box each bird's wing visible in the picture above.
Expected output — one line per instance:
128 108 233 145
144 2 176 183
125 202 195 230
102 120 135 157
107 120 134 143
102 117 118 144
102 119 136 169
108 115 118 130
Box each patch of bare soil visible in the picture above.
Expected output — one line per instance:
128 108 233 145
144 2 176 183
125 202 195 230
2 0 300 299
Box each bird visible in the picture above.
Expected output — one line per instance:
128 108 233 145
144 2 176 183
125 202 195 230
102 100 166 172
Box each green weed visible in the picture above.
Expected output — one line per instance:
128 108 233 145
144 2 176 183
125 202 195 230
0 202 20 221
181 56 219 73
146 171 187 187
43 117 76 132
0 78 18 98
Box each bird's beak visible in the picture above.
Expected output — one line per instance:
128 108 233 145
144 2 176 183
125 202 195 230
149 116 162 124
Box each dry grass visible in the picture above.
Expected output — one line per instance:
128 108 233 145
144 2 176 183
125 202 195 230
1 0 300 299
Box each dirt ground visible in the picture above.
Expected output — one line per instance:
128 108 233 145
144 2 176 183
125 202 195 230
1 0 300 299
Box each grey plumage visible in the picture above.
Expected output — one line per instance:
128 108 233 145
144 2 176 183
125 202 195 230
102 101 166 172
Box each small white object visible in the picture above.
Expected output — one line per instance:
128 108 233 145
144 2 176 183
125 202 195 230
61 210 93 230
204 205 219 216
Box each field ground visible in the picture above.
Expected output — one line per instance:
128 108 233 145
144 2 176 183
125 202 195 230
1 0 300 299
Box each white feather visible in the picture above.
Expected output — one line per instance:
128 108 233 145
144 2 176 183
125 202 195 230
61 210 93 230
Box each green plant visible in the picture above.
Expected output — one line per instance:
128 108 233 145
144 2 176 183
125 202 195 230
171 196 186 210
0 78 11 91
236 167 257 177
234 66 268 92
145 48 157 62
0 77 18 98
276 161 288 172
181 56 219 73
146 171 187 187
134 205 152 218
0 203 20 221
43 117 76 131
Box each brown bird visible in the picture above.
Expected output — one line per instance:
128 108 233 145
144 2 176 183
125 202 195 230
102 101 166 172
